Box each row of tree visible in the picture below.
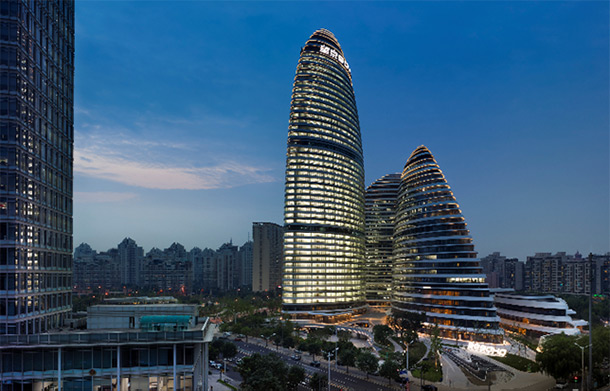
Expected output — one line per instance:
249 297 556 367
536 326 610 386
238 353 305 391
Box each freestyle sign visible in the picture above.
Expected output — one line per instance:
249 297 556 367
467 341 508 357
319 45 351 73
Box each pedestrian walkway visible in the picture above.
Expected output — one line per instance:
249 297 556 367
207 371 234 391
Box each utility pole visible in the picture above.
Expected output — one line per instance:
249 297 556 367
575 342 591 391
588 252 594 389
335 327 338 369
327 350 331 391
405 342 409 374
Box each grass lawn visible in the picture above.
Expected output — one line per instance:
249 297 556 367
411 364 443 382
407 341 427 368
490 353 540 372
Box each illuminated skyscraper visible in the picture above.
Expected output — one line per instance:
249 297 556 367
282 29 365 321
365 173 400 306
392 146 502 342
0 0 74 334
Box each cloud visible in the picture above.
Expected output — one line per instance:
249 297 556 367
74 143 276 190
73 108 278 190
75 191 139 203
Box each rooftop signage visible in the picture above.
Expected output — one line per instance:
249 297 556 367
319 45 351 73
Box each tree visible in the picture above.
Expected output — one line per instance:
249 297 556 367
373 325 394 346
308 326 333 340
209 339 223 361
221 341 238 359
309 373 327 391
238 353 286 391
356 351 379 379
338 348 357 373
286 365 305 390
389 311 425 346
536 333 580 382
337 330 352 342
379 358 401 384
210 339 238 361
238 353 303 391
306 338 323 359
430 323 442 369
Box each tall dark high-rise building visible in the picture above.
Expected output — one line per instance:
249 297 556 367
253 222 284 292
282 29 366 321
392 146 502 343
118 237 144 286
365 173 400 306
0 0 75 334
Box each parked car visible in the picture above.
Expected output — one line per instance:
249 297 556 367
422 385 438 391
310 360 321 367
290 354 302 361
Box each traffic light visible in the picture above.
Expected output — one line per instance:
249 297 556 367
574 376 579 383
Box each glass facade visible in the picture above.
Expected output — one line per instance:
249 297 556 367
282 29 365 319
0 0 74 335
392 146 502 343
365 173 400 306
494 293 584 338
0 330 207 391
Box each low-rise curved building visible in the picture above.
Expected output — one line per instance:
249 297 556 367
392 146 502 343
494 291 587 338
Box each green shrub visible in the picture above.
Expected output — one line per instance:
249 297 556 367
492 353 540 372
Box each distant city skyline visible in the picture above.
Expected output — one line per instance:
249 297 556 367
74 2 609 260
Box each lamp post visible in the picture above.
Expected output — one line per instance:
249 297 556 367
405 341 409 376
574 342 591 391
334 327 338 369
327 347 338 391
327 350 332 391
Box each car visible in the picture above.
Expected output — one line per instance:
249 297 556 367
290 354 302 361
422 386 438 391
310 360 321 367
294 349 303 354
234 337 243 341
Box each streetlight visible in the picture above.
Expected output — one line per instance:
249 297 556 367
334 327 338 369
574 341 591 391
405 341 410 376
327 347 339 391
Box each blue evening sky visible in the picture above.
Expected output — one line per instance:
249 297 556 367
74 1 609 260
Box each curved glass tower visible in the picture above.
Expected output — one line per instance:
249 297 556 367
392 146 502 343
365 173 401 306
283 29 365 321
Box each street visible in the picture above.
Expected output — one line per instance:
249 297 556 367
220 337 415 391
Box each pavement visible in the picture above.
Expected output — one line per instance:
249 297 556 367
206 370 234 391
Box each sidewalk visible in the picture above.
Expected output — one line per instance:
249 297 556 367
207 370 236 391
